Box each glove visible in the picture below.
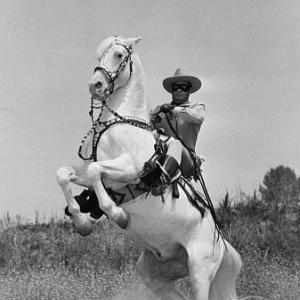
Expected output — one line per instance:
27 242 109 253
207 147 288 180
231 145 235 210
160 104 174 113
151 114 162 124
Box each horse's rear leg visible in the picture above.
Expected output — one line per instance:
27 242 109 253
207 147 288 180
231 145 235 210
187 255 211 300
136 249 189 300
185 236 240 300
208 242 242 300
182 219 224 300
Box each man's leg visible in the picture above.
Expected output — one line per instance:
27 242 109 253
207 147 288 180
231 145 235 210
159 139 182 184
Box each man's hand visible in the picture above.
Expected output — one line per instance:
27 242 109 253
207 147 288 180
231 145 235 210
151 114 162 124
160 103 174 113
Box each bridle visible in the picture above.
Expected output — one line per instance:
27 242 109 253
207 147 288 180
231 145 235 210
93 41 133 93
89 40 133 122
78 39 152 161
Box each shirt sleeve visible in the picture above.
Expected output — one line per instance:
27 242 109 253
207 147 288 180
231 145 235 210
179 102 205 123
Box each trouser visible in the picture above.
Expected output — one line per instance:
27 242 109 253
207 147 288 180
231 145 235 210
164 138 195 178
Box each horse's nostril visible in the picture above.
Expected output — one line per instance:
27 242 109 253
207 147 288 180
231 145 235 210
95 81 102 89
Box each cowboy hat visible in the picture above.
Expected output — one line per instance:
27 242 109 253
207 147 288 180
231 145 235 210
163 68 201 93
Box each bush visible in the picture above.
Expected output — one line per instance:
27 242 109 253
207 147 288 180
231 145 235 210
218 192 299 260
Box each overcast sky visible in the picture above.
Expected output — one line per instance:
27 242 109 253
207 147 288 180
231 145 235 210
0 0 299 221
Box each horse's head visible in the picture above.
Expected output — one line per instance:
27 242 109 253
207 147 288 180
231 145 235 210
88 36 141 101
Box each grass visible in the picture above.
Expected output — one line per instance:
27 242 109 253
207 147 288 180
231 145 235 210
0 265 141 300
0 196 299 300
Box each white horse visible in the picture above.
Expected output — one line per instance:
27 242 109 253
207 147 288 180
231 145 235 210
57 36 246 300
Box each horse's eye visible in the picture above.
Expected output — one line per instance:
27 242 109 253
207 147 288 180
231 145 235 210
115 52 123 59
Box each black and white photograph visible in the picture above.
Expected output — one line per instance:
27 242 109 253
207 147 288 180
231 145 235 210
0 1 299 299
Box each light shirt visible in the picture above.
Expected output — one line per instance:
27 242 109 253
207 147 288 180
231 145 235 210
151 101 205 152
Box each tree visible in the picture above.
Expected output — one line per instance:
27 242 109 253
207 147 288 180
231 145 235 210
259 165 299 223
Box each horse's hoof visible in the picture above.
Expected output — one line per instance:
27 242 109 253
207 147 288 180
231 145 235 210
77 224 93 236
73 213 94 236
116 210 130 230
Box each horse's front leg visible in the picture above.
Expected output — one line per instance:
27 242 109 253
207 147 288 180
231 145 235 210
56 165 96 236
79 154 139 229
56 162 129 232
86 162 129 229
57 154 137 231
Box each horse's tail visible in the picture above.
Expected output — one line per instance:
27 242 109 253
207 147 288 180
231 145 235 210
209 241 242 300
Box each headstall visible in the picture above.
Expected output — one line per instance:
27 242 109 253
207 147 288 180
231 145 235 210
89 40 133 122
78 39 151 161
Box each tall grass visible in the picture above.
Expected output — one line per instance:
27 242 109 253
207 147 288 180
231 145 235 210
0 194 299 300
218 193 299 300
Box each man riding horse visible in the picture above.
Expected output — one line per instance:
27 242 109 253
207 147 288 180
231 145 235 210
140 68 205 195
70 68 206 216
58 37 243 300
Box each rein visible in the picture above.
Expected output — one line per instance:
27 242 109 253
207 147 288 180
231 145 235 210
164 112 225 245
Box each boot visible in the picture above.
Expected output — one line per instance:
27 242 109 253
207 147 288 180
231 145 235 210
139 160 162 186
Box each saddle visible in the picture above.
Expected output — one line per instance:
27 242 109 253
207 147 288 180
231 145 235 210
138 136 202 198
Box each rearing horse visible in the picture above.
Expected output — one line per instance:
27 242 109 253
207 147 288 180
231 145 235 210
56 36 243 300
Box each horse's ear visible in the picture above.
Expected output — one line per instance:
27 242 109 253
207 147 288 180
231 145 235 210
125 37 142 47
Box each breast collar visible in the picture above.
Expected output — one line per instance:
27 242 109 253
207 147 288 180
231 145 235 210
78 115 152 162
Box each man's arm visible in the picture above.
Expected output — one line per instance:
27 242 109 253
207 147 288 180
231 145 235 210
178 102 205 123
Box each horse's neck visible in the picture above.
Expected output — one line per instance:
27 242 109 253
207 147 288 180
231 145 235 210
118 75 149 121
102 55 149 122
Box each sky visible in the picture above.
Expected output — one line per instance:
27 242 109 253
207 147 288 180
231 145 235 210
0 0 299 221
